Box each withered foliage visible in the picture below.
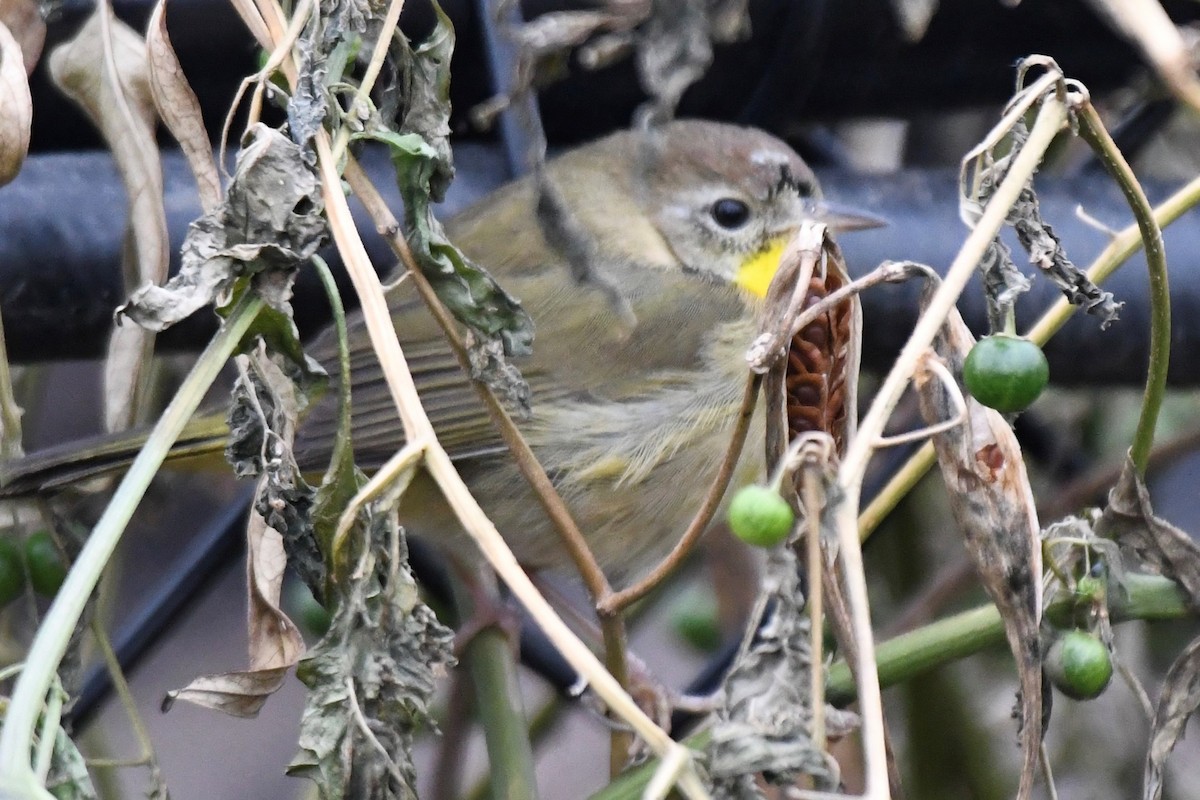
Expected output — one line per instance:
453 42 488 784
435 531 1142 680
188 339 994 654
914 289 1043 800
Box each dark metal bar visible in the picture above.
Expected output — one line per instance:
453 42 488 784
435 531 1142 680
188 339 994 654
5 148 1199 387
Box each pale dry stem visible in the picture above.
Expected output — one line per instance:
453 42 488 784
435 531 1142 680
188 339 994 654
316 124 709 799
833 92 1071 799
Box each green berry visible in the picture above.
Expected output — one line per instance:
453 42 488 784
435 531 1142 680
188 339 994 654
0 538 25 608
1046 629 1113 700
25 531 67 598
728 485 795 548
963 334 1049 413
287 580 331 637
1074 575 1104 602
671 592 722 653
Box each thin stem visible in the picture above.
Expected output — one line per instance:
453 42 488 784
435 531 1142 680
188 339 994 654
317 139 703 795
338 156 637 768
836 96 1070 797
803 462 825 750
0 295 263 797
453 571 540 800
592 571 1188 799
859 154 1200 544
599 373 760 615
1075 102 1170 475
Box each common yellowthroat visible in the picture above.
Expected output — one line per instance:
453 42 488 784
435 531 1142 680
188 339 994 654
3 120 876 583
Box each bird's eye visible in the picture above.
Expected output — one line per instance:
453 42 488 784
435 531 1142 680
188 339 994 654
710 198 751 230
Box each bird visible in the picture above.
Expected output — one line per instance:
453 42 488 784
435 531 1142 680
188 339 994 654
2 119 878 585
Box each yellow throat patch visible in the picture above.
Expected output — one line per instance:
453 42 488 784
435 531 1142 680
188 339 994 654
734 238 786 298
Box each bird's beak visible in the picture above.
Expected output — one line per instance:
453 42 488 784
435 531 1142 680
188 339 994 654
814 199 888 232
733 200 886 298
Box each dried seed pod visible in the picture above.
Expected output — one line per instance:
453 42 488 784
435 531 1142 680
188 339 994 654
914 298 1043 800
785 262 857 452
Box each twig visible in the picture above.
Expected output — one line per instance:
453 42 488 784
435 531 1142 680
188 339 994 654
835 93 1070 798
317 135 707 796
598 373 760 615
0 295 264 798
1074 100 1170 475
338 157 636 768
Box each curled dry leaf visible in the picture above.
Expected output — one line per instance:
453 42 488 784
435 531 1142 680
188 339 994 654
165 348 312 718
50 7 168 430
1143 635 1200 800
0 0 45 75
118 124 327 330
0 20 31 186
50 8 167 287
708 546 857 796
913 296 1043 800
146 0 221 213
1097 455 1200 611
102 323 152 432
289 504 454 800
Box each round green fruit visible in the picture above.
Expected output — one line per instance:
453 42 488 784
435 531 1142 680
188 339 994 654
671 592 722 653
963 334 1049 413
1046 629 1113 700
728 485 795 548
0 538 25 608
1074 574 1104 602
25 531 67 598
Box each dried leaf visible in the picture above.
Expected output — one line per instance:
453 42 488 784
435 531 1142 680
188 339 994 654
50 8 167 288
288 503 454 800
247 505 306 670
1011 184 1122 327
166 346 315 717
360 127 534 381
1097 455 1200 611
0 20 30 186
102 323 152 432
50 7 168 430
288 0 367 157
162 661 293 718
963 117 1120 330
708 547 856 795
1143 635 1200 800
44 720 98 800
0 0 44 75
118 124 327 330
914 298 1043 800
146 0 222 213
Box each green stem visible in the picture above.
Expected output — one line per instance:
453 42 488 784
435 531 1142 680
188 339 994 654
1075 103 1170 475
860 165 1200 542
0 295 263 799
310 256 351 406
827 571 1185 702
588 572 1188 800
452 572 540 800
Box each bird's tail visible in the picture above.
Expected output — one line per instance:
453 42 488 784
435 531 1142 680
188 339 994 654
0 414 231 497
